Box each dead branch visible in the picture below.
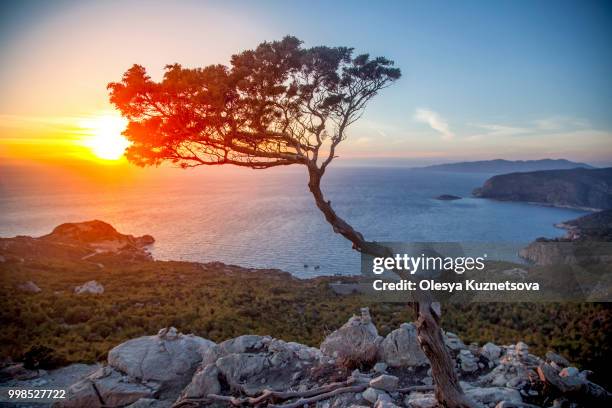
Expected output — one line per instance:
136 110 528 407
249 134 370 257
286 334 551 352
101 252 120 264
268 383 369 408
172 377 363 408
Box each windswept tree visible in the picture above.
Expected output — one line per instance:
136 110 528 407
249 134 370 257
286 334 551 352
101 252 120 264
109 36 474 408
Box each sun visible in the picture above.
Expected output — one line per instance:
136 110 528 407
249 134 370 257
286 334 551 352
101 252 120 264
81 114 130 161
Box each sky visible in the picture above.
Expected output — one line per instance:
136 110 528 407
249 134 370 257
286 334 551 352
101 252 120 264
1 0 611 166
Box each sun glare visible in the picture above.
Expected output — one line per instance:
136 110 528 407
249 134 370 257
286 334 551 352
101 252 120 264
81 114 130 161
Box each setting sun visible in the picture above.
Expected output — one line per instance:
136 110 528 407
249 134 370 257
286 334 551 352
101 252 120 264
81 114 130 160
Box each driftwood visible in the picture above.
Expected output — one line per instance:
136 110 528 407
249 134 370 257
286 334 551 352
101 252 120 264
537 363 611 406
172 378 366 408
173 380 438 407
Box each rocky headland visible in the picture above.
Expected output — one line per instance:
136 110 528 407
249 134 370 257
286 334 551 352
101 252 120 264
519 211 612 266
472 167 612 210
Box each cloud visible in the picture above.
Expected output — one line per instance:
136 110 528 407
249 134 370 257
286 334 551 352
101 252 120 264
414 108 454 140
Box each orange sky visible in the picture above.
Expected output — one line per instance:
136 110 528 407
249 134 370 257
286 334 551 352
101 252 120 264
1 1 611 167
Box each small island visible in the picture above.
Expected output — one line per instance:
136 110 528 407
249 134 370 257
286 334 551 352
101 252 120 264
435 194 462 201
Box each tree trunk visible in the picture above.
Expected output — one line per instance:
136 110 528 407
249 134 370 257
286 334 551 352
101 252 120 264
307 165 476 408
415 301 475 408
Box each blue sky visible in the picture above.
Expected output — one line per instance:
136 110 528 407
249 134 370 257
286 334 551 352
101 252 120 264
1 0 611 164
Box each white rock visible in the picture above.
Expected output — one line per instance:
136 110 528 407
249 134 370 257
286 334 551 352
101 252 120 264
481 342 502 361
379 323 428 367
18 281 41 293
74 280 104 294
320 308 382 366
369 374 399 392
108 328 215 397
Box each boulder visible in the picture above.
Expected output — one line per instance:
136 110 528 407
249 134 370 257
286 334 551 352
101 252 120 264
74 280 104 294
57 366 157 408
179 364 220 400
481 342 502 362
107 327 215 398
379 323 428 368
17 281 41 293
321 308 382 367
214 338 319 396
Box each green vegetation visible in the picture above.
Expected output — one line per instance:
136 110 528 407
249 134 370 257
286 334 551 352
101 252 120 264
1 255 610 386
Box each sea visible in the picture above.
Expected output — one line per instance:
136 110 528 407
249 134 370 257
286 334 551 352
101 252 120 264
0 164 589 278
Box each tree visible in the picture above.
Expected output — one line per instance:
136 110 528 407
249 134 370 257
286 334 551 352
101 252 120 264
109 36 474 408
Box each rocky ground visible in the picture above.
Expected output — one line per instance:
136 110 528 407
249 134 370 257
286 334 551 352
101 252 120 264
1 308 609 408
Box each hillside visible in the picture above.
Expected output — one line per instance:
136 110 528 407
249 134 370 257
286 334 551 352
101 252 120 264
413 159 593 174
0 221 610 393
473 167 612 210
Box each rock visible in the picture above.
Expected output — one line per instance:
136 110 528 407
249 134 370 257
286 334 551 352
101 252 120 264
379 323 428 367
213 338 320 396
369 374 399 392
545 351 570 368
0 363 39 381
458 349 479 373
107 328 215 399
17 281 41 293
435 194 462 201
57 366 157 408
559 366 579 377
515 342 529 359
362 387 388 404
481 342 502 362
421 376 433 386
444 331 466 351
465 386 522 406
404 392 437 408
74 280 104 294
373 362 388 373
320 308 382 367
179 364 220 400
374 396 400 408
477 350 530 388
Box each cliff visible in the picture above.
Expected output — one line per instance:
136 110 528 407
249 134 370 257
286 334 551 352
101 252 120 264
519 210 612 265
473 167 612 210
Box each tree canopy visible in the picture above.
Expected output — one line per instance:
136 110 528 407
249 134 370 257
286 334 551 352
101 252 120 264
108 36 400 171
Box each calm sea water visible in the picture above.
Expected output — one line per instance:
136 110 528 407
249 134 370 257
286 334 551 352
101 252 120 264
0 165 588 277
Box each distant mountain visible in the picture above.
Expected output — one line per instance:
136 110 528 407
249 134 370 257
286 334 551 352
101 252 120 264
413 159 594 174
473 167 612 210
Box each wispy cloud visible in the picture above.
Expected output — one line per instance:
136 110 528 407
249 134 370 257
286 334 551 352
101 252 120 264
414 108 454 140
